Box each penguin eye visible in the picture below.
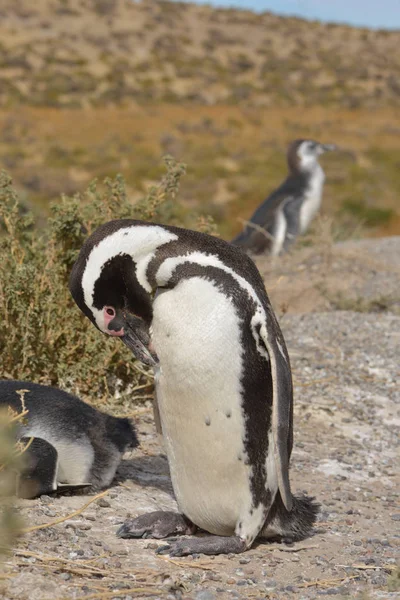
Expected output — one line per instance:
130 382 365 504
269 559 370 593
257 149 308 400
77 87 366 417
105 307 115 317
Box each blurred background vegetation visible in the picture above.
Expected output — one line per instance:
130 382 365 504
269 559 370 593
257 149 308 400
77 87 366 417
0 0 399 243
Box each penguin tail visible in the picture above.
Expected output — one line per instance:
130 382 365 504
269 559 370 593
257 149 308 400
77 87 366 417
261 492 320 542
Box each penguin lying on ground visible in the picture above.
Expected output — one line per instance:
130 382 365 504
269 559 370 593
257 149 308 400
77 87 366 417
232 139 336 255
69 219 319 556
0 380 138 499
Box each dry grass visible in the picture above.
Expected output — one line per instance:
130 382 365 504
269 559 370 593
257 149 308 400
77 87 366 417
0 396 31 555
0 104 399 241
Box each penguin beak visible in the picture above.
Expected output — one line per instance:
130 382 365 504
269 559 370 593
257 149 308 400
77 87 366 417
319 143 336 154
119 313 159 367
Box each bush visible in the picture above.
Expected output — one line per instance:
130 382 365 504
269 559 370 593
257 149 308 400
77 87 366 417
0 398 27 554
0 156 189 405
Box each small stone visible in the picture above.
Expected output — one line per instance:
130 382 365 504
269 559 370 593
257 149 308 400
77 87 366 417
239 558 250 564
348 494 357 501
40 495 53 504
226 578 236 584
391 514 400 521
236 580 247 586
145 542 158 550
60 573 71 581
78 523 91 530
353 540 362 546
97 498 111 508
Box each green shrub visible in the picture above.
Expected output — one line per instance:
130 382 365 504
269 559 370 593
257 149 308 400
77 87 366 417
0 156 188 405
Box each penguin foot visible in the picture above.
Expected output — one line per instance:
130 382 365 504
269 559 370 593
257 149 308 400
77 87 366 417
116 511 196 539
156 535 247 557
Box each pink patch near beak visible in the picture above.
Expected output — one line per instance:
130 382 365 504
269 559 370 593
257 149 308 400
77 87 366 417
103 307 125 337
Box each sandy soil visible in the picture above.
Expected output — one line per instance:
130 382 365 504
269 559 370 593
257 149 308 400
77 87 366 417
1 239 399 600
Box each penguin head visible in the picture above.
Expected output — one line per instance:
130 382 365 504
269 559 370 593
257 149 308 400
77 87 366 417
288 139 336 173
106 416 139 453
70 236 158 367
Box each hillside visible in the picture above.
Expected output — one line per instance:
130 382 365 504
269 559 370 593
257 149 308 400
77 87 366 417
0 0 399 109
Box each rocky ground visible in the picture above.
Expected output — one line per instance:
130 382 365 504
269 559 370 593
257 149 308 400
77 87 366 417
1 237 399 600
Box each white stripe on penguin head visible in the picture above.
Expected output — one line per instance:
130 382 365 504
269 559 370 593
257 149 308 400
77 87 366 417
81 225 178 330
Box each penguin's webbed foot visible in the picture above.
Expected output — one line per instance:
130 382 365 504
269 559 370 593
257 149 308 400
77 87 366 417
116 511 196 539
156 535 247 557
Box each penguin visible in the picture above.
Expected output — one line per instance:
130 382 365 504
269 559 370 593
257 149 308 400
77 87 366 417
69 219 319 556
16 437 71 500
231 139 336 255
0 380 138 498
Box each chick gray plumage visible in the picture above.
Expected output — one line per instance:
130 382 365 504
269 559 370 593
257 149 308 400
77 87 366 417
69 219 319 556
0 380 138 498
232 139 336 255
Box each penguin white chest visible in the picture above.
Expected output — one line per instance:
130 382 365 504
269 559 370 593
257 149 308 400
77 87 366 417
151 277 254 536
299 166 325 233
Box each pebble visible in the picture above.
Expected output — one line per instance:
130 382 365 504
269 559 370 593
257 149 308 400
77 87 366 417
39 495 53 504
391 514 400 521
145 542 159 549
226 578 236 585
195 591 216 600
97 498 111 508
353 540 362 546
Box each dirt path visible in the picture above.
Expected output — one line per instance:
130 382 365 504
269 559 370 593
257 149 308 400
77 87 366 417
1 241 399 600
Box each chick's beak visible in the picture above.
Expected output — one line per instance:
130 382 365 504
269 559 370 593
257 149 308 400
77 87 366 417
120 313 158 367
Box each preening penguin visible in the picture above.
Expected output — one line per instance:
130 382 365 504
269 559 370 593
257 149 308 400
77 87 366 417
0 380 138 498
70 220 318 556
232 139 336 255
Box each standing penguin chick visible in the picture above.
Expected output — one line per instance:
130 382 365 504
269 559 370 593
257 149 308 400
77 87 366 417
69 220 319 556
232 139 336 255
0 380 138 497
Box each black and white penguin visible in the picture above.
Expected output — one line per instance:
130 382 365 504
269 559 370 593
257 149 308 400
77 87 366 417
0 380 138 498
232 139 336 255
69 220 318 556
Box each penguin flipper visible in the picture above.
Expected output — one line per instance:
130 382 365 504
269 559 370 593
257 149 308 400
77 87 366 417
258 318 293 512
